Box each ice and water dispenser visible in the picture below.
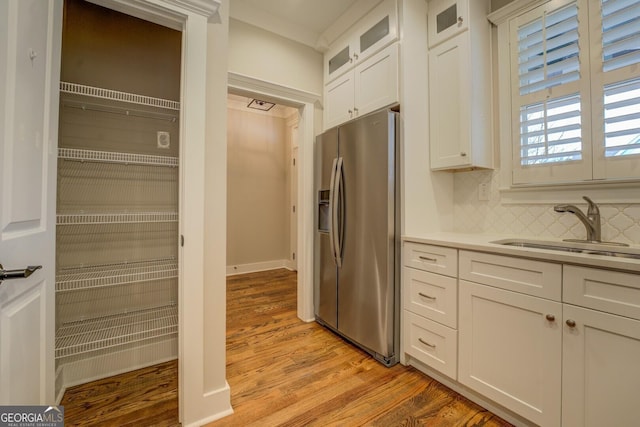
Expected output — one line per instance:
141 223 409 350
318 189 331 233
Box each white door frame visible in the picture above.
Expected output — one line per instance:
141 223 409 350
228 72 319 322
82 1 231 426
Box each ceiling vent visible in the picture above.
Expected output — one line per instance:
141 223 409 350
247 99 275 111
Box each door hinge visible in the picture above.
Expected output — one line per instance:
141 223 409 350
292 205 296 213
292 252 296 260
181 235 184 247
293 158 296 166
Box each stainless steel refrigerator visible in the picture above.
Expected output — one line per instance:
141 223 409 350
314 108 399 367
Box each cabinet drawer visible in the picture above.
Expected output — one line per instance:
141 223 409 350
403 267 457 328
459 250 561 301
403 242 457 277
404 310 457 380
564 266 640 321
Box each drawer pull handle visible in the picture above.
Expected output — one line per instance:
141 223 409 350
419 338 436 349
566 319 576 328
418 292 436 300
545 314 555 322
418 256 437 262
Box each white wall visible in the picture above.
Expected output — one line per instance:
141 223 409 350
400 0 454 236
226 107 289 268
228 18 323 97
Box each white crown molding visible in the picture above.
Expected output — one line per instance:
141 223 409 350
167 0 221 19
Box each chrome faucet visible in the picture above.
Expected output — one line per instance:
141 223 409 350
554 196 601 242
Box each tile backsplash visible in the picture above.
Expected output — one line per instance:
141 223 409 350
453 170 640 245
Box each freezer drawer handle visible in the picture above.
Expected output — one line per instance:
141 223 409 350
0 263 42 284
418 255 437 263
418 292 436 301
418 338 436 349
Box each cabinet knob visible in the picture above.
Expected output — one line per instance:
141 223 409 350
348 109 353 116
460 152 467 157
458 16 464 25
353 53 359 60
566 319 576 328
545 314 555 322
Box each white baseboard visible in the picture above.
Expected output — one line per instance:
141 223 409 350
226 259 295 276
183 381 233 427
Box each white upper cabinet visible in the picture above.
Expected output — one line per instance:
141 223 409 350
428 0 492 171
427 0 469 48
324 0 398 83
324 43 399 129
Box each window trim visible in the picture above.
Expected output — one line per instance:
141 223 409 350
490 0 640 201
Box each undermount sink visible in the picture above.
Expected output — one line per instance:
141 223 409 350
491 238 640 260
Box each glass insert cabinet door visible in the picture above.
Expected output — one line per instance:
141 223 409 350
428 0 470 47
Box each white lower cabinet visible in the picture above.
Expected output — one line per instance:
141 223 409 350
458 280 562 426
403 240 640 426
562 302 640 426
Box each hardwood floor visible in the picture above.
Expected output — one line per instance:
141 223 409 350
61 269 513 426
208 269 512 427
60 360 179 426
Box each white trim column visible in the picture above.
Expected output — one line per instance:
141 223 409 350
87 1 231 425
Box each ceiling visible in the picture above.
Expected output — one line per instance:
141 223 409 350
229 0 363 49
227 93 298 118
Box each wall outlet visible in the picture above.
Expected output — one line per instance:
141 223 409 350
478 183 490 201
157 131 170 149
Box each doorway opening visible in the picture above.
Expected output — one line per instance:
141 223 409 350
54 1 181 422
226 93 299 276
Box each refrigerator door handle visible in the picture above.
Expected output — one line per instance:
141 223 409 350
333 157 344 268
328 157 339 266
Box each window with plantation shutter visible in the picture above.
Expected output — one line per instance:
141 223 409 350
500 0 640 186
595 0 640 178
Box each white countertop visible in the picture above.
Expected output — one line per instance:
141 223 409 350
402 232 640 273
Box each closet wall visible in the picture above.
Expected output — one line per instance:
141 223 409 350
55 0 181 391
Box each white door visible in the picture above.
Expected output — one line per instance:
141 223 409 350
0 0 61 404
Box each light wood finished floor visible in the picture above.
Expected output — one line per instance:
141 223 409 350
209 269 512 427
62 269 513 426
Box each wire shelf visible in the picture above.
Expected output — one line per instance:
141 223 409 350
55 304 178 359
56 259 178 292
59 148 178 167
60 82 180 111
57 212 178 225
